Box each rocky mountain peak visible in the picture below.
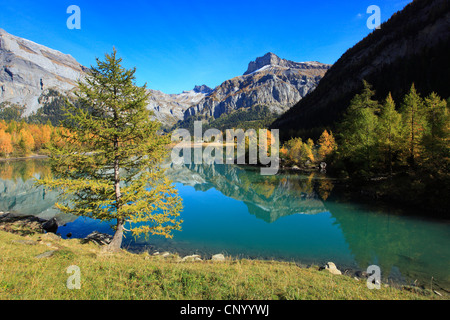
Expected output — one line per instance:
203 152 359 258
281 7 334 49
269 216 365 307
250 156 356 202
193 84 213 94
244 52 328 75
244 52 282 75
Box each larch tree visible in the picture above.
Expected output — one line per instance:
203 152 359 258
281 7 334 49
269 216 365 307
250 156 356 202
36 49 183 252
338 81 380 175
400 84 427 168
317 130 337 161
377 93 402 175
0 129 13 156
18 127 35 155
422 92 449 171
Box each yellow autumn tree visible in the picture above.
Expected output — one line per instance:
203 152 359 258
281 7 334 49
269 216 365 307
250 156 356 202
29 124 52 150
317 130 337 161
18 128 35 155
0 129 13 156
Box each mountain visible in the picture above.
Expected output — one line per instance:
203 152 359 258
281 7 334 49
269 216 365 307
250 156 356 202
147 85 213 126
183 52 331 121
0 29 331 129
272 0 450 140
0 28 87 115
0 27 209 125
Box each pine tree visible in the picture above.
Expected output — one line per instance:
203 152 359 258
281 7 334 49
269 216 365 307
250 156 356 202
347 80 380 112
36 49 183 251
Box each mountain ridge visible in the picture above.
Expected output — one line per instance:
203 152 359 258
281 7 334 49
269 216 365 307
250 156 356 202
244 52 329 75
271 0 450 140
0 28 330 128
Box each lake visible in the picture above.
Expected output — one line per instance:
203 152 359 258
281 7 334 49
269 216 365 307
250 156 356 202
1 159 449 291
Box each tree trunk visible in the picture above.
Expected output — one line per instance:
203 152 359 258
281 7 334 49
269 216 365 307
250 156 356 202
106 133 123 252
107 218 124 251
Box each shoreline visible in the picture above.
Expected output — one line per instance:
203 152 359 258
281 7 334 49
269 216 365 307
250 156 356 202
1 212 448 295
0 227 439 300
0 154 49 162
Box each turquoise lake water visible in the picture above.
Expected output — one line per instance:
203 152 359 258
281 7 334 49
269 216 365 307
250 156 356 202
1 159 449 290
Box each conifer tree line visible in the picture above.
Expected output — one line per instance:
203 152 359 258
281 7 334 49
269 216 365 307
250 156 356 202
331 81 449 179
280 81 449 181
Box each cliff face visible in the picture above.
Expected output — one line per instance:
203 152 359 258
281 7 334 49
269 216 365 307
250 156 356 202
184 53 330 121
0 28 87 115
272 0 450 139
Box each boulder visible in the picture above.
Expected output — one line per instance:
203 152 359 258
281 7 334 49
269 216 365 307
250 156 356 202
181 254 202 262
81 231 112 246
211 254 226 262
42 218 58 233
324 262 342 275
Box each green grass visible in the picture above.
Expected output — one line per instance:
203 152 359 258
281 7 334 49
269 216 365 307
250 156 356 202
0 230 442 300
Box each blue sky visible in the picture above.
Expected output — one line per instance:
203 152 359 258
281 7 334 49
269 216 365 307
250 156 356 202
0 0 412 93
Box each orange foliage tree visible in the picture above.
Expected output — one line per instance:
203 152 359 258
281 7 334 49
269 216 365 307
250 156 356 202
0 129 13 156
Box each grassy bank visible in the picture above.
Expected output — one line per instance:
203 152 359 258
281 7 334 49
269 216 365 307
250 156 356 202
0 229 441 300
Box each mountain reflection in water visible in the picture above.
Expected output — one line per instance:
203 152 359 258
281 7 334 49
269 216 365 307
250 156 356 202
164 162 332 223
